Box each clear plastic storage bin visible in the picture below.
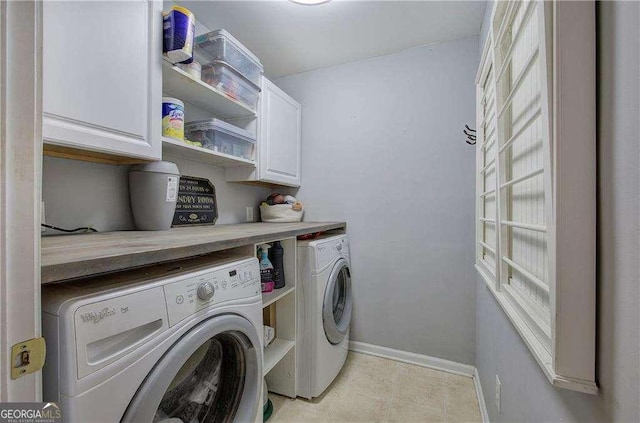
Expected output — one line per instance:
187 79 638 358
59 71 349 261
185 119 256 160
201 62 260 111
194 29 263 86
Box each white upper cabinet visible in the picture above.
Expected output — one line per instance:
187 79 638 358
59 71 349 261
43 1 162 161
258 77 301 186
226 77 301 187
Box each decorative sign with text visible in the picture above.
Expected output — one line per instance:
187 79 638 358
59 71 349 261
171 176 218 227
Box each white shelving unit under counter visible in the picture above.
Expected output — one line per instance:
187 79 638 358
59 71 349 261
262 284 295 308
263 338 295 376
253 237 298 398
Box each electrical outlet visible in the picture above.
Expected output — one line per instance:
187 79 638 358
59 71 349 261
495 375 501 414
246 206 254 222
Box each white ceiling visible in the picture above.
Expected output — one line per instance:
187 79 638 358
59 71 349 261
181 0 487 78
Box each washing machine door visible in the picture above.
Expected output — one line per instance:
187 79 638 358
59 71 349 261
322 258 353 345
122 314 261 423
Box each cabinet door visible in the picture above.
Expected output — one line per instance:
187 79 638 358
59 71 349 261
259 78 301 187
43 1 162 161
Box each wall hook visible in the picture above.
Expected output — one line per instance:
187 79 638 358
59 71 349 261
464 124 477 145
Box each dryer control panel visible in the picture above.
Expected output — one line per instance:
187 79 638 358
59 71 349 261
314 236 350 270
163 258 260 327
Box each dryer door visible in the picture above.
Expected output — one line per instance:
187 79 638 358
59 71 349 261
322 258 353 345
122 314 261 423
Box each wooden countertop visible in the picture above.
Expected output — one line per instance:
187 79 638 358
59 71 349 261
41 221 346 283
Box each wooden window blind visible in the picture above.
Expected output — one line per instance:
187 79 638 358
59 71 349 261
475 0 597 394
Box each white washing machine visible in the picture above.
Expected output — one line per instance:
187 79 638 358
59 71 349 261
296 234 352 399
42 253 263 423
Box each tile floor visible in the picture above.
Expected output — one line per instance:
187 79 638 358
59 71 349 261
268 352 482 423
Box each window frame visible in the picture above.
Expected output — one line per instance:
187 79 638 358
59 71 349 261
475 0 597 394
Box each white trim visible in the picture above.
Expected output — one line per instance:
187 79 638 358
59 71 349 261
348 341 474 378
476 266 598 395
475 28 494 84
473 368 490 423
550 0 597 384
0 0 43 401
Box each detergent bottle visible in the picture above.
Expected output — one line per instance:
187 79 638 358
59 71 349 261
258 244 275 293
270 241 285 289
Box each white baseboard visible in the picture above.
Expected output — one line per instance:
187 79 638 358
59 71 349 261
348 341 475 377
473 368 490 423
348 341 490 423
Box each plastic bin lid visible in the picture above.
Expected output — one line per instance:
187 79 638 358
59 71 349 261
207 60 261 91
196 29 263 68
130 161 180 175
185 118 256 143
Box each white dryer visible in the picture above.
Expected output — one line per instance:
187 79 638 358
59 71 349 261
42 253 263 423
296 234 353 399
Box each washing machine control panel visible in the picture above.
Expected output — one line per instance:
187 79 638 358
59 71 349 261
163 258 260 327
315 237 350 269
196 281 215 301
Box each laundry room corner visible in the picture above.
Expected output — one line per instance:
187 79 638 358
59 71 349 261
275 36 480 366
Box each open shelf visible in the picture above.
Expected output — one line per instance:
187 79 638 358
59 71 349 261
259 237 297 397
264 338 295 376
162 61 256 119
162 137 256 167
262 285 295 308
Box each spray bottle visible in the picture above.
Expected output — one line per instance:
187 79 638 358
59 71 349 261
258 244 275 293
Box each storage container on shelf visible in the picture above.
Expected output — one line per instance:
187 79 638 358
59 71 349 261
201 62 260 111
162 97 185 141
194 29 263 86
129 162 180 231
185 119 256 160
260 204 304 223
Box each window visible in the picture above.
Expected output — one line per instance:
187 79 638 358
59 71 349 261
475 0 597 394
